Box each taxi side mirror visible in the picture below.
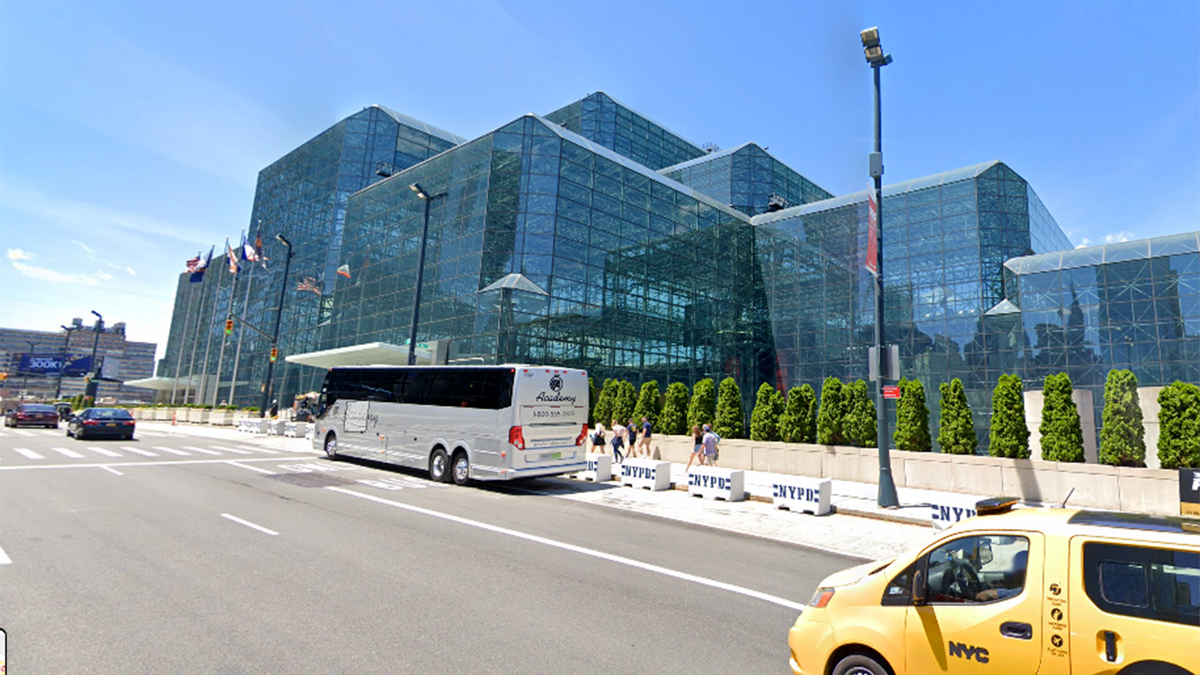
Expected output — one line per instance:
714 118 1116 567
979 540 993 567
912 569 927 605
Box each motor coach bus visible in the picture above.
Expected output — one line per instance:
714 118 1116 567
312 365 589 484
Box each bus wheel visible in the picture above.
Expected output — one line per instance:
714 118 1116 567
323 433 338 458
429 448 451 483
451 451 470 486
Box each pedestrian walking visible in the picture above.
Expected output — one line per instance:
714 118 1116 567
701 424 720 466
685 424 704 471
590 423 606 454
637 416 653 456
611 418 627 463
626 418 640 458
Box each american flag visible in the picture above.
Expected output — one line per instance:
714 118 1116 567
296 276 322 295
185 254 202 273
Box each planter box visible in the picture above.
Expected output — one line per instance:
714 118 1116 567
209 411 233 426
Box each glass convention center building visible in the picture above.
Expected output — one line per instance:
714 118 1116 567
153 92 1199 450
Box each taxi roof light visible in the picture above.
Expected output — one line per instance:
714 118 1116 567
975 496 1020 516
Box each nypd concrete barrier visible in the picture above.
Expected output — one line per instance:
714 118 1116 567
620 459 671 491
284 422 309 438
576 453 612 482
687 466 745 501
771 475 831 515
239 418 267 434
930 493 987 530
305 424 316 441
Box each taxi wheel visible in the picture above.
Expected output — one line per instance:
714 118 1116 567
833 654 889 675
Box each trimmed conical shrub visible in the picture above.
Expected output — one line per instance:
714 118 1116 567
613 380 638 425
780 384 818 443
750 383 782 441
894 378 932 452
587 377 595 425
938 378 977 455
1100 369 1145 467
816 377 847 445
843 379 877 448
659 382 689 436
633 380 662 426
989 374 1030 459
592 378 616 428
687 378 716 429
1158 381 1200 469
714 377 744 439
1039 373 1083 462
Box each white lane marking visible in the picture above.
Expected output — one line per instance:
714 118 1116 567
100 465 124 475
224 461 275 475
87 446 123 458
14 430 37 437
326 487 808 612
120 446 158 457
181 446 222 456
212 445 279 455
153 446 191 456
221 513 278 536
0 456 312 471
52 447 86 459
14 448 45 460
0 545 11 564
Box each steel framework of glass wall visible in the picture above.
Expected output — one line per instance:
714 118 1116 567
661 142 835 217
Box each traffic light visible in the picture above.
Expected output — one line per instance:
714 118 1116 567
0 371 7 380
224 318 234 335
269 347 278 362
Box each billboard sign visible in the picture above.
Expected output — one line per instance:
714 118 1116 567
17 355 93 376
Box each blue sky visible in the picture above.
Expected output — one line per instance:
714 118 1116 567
2 0 1197 360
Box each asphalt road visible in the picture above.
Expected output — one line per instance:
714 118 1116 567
0 423 862 674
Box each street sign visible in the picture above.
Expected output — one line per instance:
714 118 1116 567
883 385 901 399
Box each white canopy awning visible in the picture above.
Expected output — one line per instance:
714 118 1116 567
124 376 198 391
285 342 429 369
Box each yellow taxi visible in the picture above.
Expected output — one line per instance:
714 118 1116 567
788 498 1200 674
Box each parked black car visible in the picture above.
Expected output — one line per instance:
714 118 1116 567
67 407 136 440
5 403 60 428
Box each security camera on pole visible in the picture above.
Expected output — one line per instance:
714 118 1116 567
861 26 900 508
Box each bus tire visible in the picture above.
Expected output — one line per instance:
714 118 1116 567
429 447 451 483
451 450 470 486
323 432 339 458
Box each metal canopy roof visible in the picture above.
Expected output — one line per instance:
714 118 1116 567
284 342 418 369
124 376 197 391
479 273 549 295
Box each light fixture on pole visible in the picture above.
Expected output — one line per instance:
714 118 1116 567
84 310 104 402
258 233 294 418
861 25 899 508
407 182 445 366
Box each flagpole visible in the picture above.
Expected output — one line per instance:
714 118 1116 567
228 254 257 405
183 264 213 405
170 277 196 405
211 245 239 407
196 249 231 405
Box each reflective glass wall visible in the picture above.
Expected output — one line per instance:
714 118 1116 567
545 92 706 171
661 142 834 216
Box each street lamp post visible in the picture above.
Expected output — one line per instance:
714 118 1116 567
55 324 80 399
85 310 104 402
23 340 36 398
861 26 899 508
258 234 294 418
407 183 444 366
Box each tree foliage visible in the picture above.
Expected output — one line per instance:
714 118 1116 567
1157 381 1200 469
938 378 977 455
779 384 818 444
750 383 783 441
612 380 638 426
687 378 716 429
714 377 744 439
894 378 932 452
587 377 595 425
633 380 662 426
843 379 877 448
592 378 616 428
659 382 690 436
1099 369 1145 467
1039 373 1083 462
989 374 1030 459
816 377 847 445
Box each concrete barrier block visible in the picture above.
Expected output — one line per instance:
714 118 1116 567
929 493 987 530
751 443 825 477
305 424 316 441
1118 469 1179 516
619 459 671 491
770 475 831 515
577 453 612 482
710 438 752 470
687 466 745 501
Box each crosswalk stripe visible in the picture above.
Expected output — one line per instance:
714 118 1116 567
181 446 222 456
52 447 86 459
87 447 123 458
14 430 37 437
120 446 158 457
209 446 252 455
14 448 45 460
153 446 192 456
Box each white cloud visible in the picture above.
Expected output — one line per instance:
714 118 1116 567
125 267 137 276
1104 232 1133 244
10 260 111 286
72 240 95 255
6 248 35 261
